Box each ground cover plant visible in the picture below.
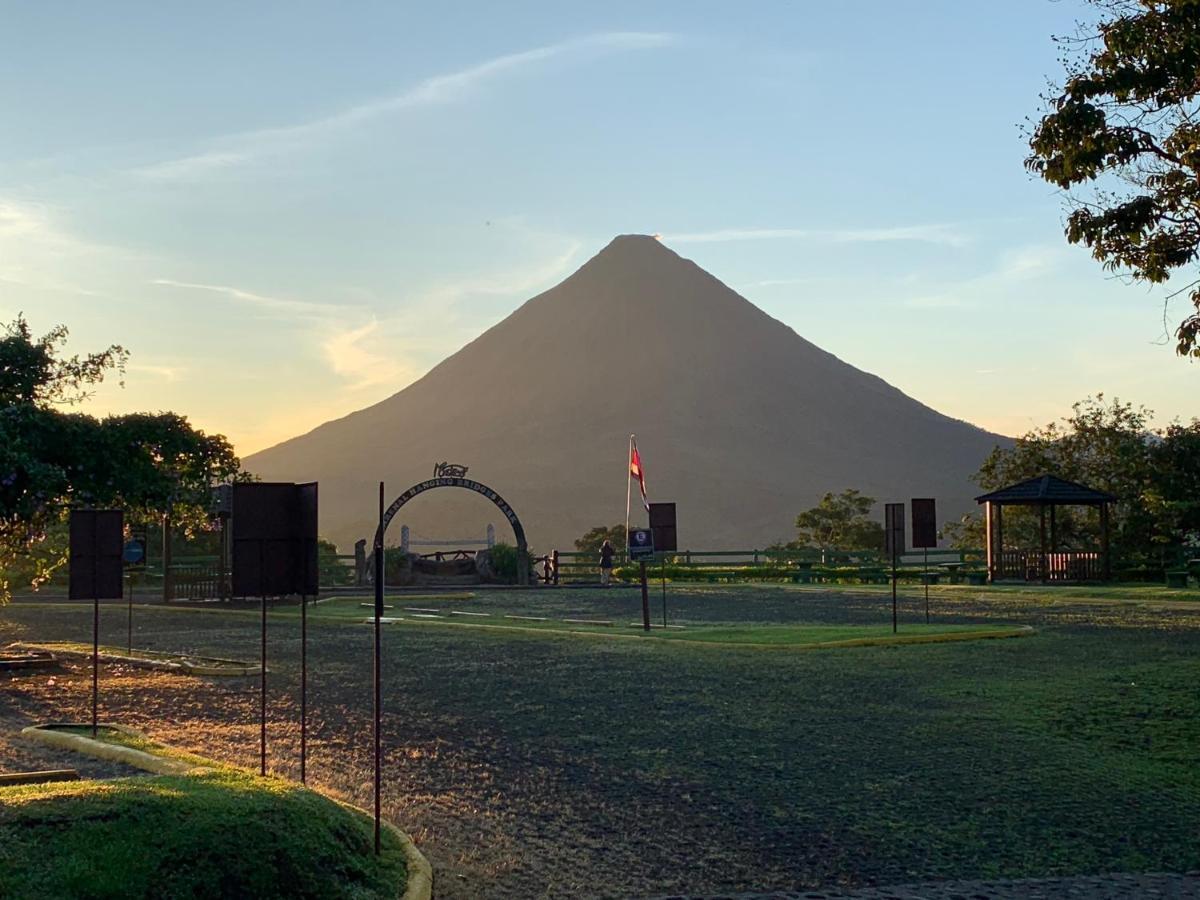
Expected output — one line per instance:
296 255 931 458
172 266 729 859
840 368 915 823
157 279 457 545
1 584 1198 898
0 737 408 899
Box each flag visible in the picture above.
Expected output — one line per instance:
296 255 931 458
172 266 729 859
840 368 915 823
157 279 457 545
630 440 649 512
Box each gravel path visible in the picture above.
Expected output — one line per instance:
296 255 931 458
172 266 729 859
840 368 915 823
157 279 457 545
659 872 1200 899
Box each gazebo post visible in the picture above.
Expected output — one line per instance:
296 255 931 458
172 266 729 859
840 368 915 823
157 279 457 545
996 503 1004 580
1039 503 1048 583
1050 505 1057 551
1100 501 1111 581
984 501 994 581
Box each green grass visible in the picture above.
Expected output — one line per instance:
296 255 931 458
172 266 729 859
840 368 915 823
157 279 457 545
293 597 1025 646
0 731 407 900
3 585 1199 894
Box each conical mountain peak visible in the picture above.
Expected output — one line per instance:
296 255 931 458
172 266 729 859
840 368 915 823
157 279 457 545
246 236 1005 552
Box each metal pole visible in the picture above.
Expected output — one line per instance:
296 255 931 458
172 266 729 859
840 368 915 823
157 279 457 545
640 561 650 632
260 592 267 776
891 550 898 634
374 481 384 856
661 555 667 627
92 596 99 737
300 593 307 784
924 546 929 625
625 434 633 546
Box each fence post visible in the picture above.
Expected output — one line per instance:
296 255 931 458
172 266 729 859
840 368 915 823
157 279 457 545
552 550 559 586
354 540 367 586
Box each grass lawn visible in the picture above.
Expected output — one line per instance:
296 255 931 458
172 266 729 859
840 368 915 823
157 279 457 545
0 727 407 899
2 584 1198 897
292 596 1027 647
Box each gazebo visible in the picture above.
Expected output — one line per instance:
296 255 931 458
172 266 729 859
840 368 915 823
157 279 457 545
975 475 1116 583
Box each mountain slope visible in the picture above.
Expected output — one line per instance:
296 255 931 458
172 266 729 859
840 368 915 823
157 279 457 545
246 235 1004 552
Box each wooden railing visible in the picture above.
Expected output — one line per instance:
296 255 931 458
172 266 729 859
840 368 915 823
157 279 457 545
996 550 1102 582
549 548 987 585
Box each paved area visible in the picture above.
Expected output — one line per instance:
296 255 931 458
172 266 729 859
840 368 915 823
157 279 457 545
658 872 1200 899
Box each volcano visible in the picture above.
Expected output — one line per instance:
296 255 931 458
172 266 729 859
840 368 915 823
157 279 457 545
245 235 1004 553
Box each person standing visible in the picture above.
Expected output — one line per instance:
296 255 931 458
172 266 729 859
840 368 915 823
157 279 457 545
599 539 616 587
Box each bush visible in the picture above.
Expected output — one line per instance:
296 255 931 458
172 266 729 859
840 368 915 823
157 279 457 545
489 543 519 584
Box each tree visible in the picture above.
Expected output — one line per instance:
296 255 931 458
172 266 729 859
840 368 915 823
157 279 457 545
0 315 242 598
1027 0 1200 356
964 394 1200 569
574 524 626 554
793 489 884 554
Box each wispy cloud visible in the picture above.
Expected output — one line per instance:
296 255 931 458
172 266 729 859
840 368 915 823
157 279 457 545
665 224 970 248
136 31 677 180
0 197 137 296
900 244 1068 310
321 318 415 390
149 278 349 318
127 362 185 382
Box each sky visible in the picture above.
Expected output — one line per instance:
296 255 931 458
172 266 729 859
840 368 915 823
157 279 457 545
2 0 1195 455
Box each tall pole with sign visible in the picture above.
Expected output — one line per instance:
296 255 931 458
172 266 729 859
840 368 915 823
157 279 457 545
69 510 124 738
884 503 905 634
628 527 655 631
911 499 937 626
374 481 384 856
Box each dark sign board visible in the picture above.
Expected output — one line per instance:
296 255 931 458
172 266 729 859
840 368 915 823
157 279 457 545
231 482 319 596
69 509 124 600
911 498 937 549
628 527 655 561
296 482 319 596
884 502 905 560
648 502 677 553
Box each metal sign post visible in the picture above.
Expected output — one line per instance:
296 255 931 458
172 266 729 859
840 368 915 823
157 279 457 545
122 537 145 657
911 499 937 626
374 481 385 856
884 503 905 634
648 504 677 630
628 528 655 632
69 510 124 738
661 555 667 627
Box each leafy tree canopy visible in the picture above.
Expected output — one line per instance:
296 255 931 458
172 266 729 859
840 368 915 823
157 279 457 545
0 315 242 597
1027 0 1200 356
574 524 626 554
965 395 1200 565
792 489 884 553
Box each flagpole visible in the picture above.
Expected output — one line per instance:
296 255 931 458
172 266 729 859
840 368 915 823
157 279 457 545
625 434 634 559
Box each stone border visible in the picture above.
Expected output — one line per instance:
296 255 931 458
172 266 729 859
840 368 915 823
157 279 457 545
19 723 431 900
12 641 259 677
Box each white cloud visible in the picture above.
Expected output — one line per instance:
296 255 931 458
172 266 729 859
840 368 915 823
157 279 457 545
900 243 1067 310
0 197 136 296
127 362 185 382
322 318 415 390
136 31 677 180
149 278 348 318
666 224 970 248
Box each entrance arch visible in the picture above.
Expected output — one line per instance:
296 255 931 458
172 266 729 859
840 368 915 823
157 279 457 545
374 470 529 585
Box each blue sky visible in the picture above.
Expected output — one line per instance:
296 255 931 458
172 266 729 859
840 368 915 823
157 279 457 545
2 1 1193 453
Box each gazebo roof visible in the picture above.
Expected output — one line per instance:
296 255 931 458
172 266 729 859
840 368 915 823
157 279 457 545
975 474 1116 506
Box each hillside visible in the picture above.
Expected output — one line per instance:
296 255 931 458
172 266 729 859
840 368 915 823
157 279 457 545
245 235 1005 552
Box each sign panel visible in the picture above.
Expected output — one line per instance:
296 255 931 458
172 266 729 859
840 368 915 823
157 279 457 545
648 502 677 553
296 481 319 596
884 502 906 561
232 482 319 596
911 498 938 549
69 509 124 600
628 527 655 561
122 538 146 566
